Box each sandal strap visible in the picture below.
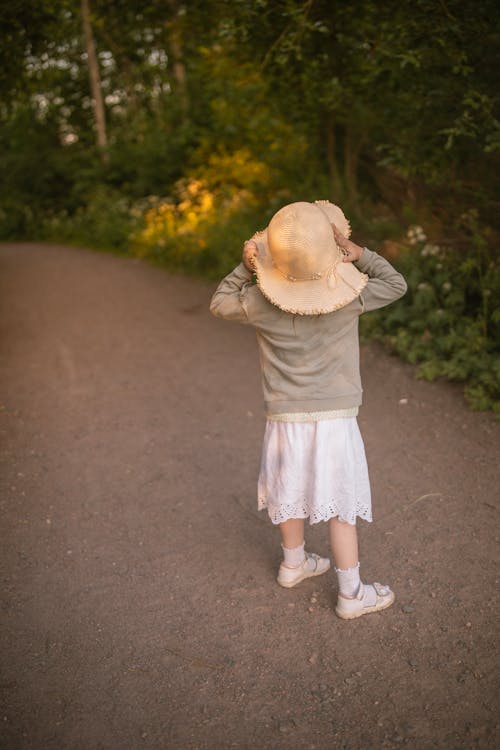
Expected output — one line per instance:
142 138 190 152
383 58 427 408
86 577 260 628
355 582 365 601
355 581 391 606
373 581 391 597
306 552 319 571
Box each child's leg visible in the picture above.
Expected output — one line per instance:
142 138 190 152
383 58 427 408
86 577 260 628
329 516 364 598
279 518 306 568
328 516 358 569
276 518 330 586
329 516 395 618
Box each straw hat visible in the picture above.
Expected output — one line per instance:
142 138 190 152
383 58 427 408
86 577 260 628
250 201 368 315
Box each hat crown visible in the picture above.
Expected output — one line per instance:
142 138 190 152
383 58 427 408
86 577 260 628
268 202 339 280
251 199 366 315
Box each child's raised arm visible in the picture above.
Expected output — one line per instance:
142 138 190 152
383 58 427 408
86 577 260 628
209 241 258 323
355 249 408 312
332 223 407 312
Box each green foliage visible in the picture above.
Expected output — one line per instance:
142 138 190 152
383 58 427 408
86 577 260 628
225 0 500 222
0 103 96 238
129 149 276 279
360 223 500 413
0 0 60 99
41 185 138 252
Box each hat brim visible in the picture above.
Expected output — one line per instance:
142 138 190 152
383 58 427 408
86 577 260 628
251 201 368 315
313 200 352 238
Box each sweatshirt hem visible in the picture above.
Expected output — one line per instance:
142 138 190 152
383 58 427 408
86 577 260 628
265 396 362 416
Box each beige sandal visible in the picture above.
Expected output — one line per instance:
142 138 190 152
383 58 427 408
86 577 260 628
277 552 331 588
335 581 395 620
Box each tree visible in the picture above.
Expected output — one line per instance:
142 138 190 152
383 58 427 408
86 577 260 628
81 0 108 161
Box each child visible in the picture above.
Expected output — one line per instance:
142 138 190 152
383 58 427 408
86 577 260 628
210 201 407 619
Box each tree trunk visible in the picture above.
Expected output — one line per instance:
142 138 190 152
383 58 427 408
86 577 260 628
167 1 189 117
344 127 364 208
169 32 188 114
81 0 108 163
325 113 341 197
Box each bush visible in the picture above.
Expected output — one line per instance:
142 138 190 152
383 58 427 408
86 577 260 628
40 186 139 252
129 148 280 279
360 221 500 414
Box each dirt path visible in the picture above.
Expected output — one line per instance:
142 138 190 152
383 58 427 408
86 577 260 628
0 242 498 750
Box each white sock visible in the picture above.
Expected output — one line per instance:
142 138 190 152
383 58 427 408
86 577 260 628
335 561 361 597
335 562 377 605
282 541 306 568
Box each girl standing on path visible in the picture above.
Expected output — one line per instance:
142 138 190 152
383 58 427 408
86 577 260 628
210 201 407 619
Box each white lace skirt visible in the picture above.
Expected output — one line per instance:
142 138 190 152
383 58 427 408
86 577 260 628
257 417 372 526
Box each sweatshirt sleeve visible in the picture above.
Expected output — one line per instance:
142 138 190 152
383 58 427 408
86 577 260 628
209 262 254 323
354 247 407 313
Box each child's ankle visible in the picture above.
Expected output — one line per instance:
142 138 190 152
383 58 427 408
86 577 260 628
281 541 306 568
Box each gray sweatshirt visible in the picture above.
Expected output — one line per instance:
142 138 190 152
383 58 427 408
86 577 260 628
210 248 407 415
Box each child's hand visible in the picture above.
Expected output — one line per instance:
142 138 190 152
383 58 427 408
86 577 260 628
243 240 259 272
331 224 364 263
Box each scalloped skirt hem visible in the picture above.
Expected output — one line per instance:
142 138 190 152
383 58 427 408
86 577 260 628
257 501 373 526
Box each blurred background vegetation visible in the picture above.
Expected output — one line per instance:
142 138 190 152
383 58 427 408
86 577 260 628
1 0 499 412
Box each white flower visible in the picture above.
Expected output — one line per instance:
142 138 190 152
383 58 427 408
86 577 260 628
442 282 452 292
417 282 429 291
421 243 439 257
407 225 427 245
